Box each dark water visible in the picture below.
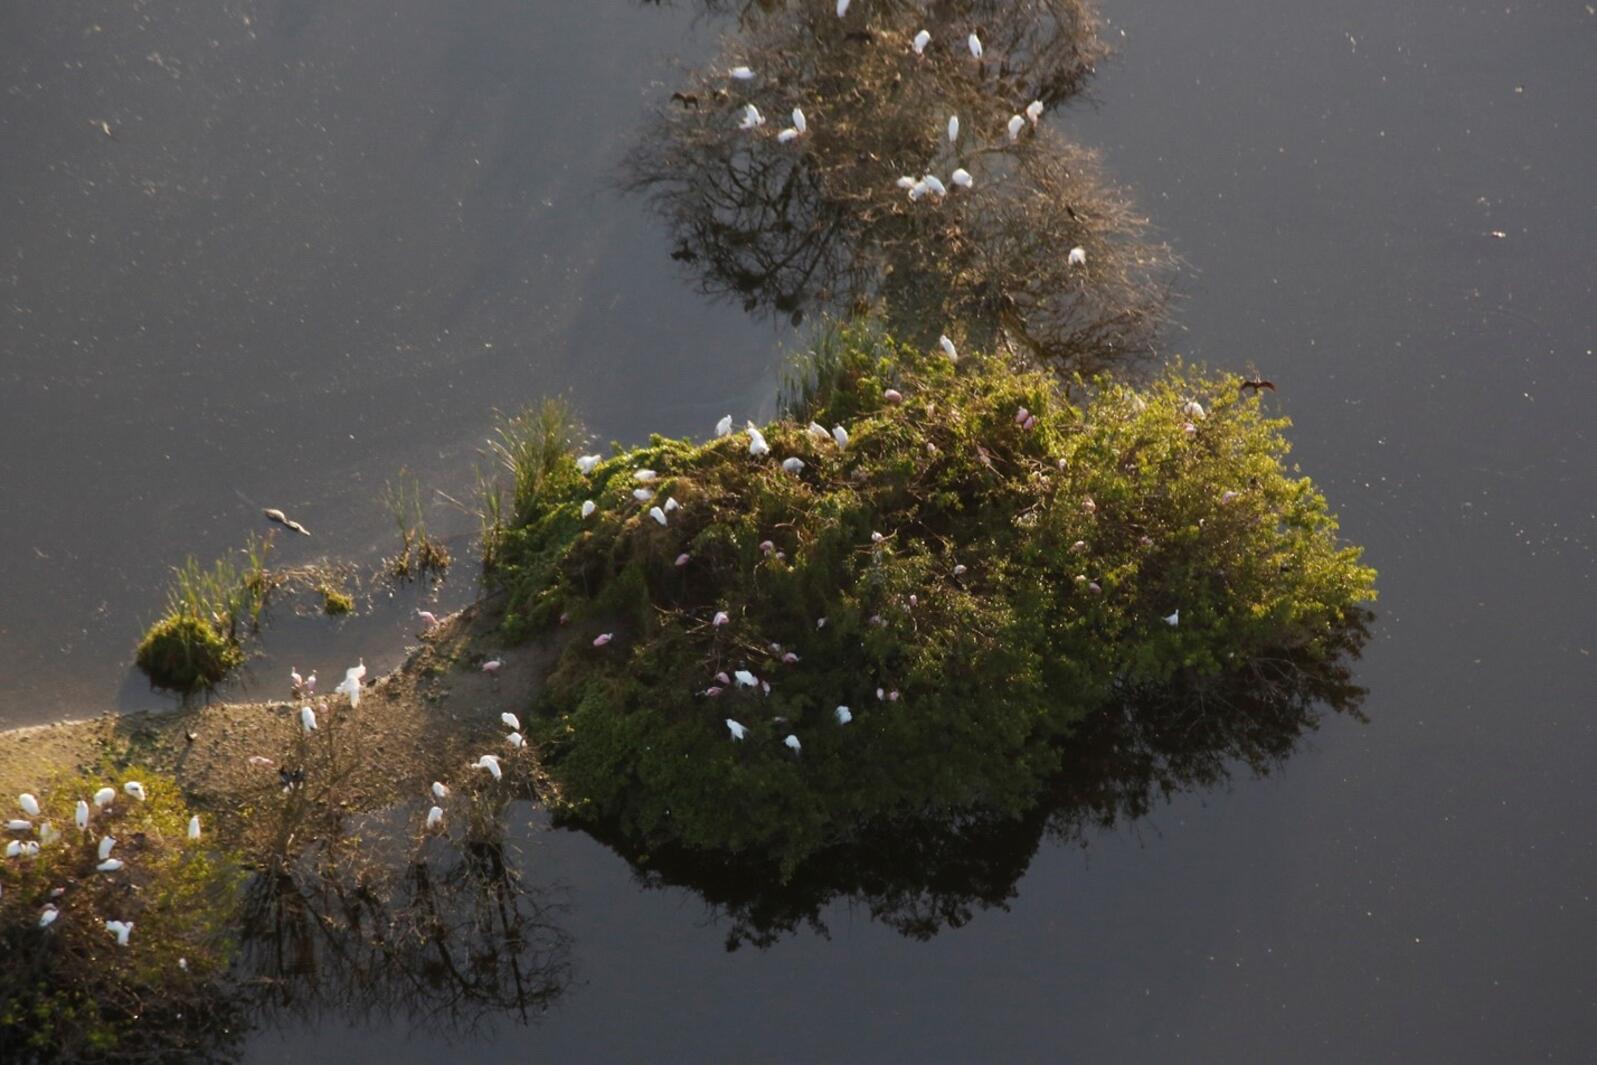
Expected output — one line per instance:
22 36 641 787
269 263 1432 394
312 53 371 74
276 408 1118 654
4 0 1595 1061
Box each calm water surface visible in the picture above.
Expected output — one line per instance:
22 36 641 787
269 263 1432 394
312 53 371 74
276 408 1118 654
3 1 1593 1061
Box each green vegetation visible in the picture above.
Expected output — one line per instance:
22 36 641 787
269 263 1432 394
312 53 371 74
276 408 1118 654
320 582 355 616
489 327 1375 875
382 470 452 580
0 765 245 1062
135 535 276 693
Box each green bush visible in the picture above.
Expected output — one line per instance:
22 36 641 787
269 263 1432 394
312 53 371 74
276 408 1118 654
134 612 244 694
495 328 1375 876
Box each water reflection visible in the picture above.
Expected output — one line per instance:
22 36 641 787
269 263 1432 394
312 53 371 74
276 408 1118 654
627 0 1170 371
592 615 1369 950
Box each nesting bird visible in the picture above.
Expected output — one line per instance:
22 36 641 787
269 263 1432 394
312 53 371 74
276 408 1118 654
123 781 146 802
18 793 40 817
474 754 503 781
747 423 770 457
577 454 602 474
968 33 983 58
912 29 931 55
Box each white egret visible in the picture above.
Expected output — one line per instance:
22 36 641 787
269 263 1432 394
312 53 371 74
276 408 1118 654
922 173 947 198
734 669 758 687
432 781 450 800
39 904 59 928
3 840 20 857
968 33 983 58
426 806 444 830
939 335 959 361
739 104 765 130
912 29 931 55
593 633 614 647
807 421 831 443
832 425 849 449
747 423 770 456
664 496 680 512
106 920 134 946
98 836 116 861
713 611 730 626
75 800 89 831
19 793 40 817
784 734 802 754
94 787 116 808
649 505 668 526
947 114 959 142
1183 400 1207 420
336 662 364 707
299 706 317 733
793 108 807 134
97 858 124 872
581 500 596 518
1164 610 1180 627
726 719 748 741
634 469 657 483
908 179 928 201
123 781 146 802
778 127 799 144
1007 114 1025 141
482 658 503 674
954 563 968 576
1027 100 1045 125
716 414 733 437
817 617 828 629
730 65 755 81
781 457 805 474
1068 246 1087 267
633 487 655 502
475 754 503 781
500 712 521 731
188 815 201 841
577 454 602 474
507 732 525 748
5 820 29 832
951 168 973 189
896 175 918 190
835 706 853 724
836 0 850 15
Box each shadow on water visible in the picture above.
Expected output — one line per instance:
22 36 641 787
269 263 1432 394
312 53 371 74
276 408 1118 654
583 613 1370 951
625 0 1173 373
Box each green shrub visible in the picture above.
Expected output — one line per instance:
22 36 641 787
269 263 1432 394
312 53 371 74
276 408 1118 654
495 327 1376 876
134 612 244 694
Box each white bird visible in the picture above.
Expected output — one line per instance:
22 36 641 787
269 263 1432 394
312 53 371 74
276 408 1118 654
896 175 918 190
1164 610 1180 627
1068 246 1087 267
5 820 29 832
188 815 201 841
19 793 40 817
634 487 655 502
1007 114 1025 141
907 179 928 201
675 552 692 567
649 505 668 526
93 787 115 809
922 173 947 198
807 422 831 444
482 658 503 674
664 496 680 512
123 782 146 802
97 858 124 873
739 104 765 130
832 425 849 449
290 666 303 690
3 840 21 857
304 671 316 693
348 658 367 683
98 836 116 861
781 457 805 474
726 719 748 741
432 781 450 800
475 754 502 781
577 454 602 474
336 674 361 708
836 0 850 15
954 564 968 576
581 499 596 518
1183 400 1207 420
793 108 807 134
39 904 59 928
75 800 89 831
950 168 973 189
968 33 983 58
947 114 960 142
507 732 525 748
939 334 959 361
106 920 134 946
784 734 802 754
734 669 758 687
501 712 521 731
426 806 444 830
912 29 931 55
299 706 317 733
634 469 657 483
730 65 755 81
747 423 770 456
716 414 733 437
1026 99 1045 125
778 127 800 145
835 706 853 724
713 611 730 626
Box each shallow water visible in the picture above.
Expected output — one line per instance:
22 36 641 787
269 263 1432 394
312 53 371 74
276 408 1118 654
4 0 1595 1061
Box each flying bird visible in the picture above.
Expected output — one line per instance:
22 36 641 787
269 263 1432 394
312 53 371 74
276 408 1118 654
1240 378 1276 393
263 508 311 536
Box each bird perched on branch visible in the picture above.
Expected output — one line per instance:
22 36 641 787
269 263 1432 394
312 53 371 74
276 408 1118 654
263 508 311 536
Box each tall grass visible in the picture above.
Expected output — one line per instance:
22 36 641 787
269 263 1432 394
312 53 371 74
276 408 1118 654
381 470 451 580
488 398 582 530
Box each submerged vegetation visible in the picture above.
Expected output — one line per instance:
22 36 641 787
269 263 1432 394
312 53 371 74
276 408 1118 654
489 328 1375 874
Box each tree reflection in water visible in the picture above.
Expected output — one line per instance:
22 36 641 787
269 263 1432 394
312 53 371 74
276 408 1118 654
627 0 1172 372
587 613 1370 950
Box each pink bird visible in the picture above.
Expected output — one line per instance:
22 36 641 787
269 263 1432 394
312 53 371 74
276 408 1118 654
883 388 904 405
781 652 800 664
713 611 730 627
715 671 731 685
593 633 614 647
704 686 724 697
417 610 440 629
1015 406 1030 424
675 553 691 567
482 659 503 674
